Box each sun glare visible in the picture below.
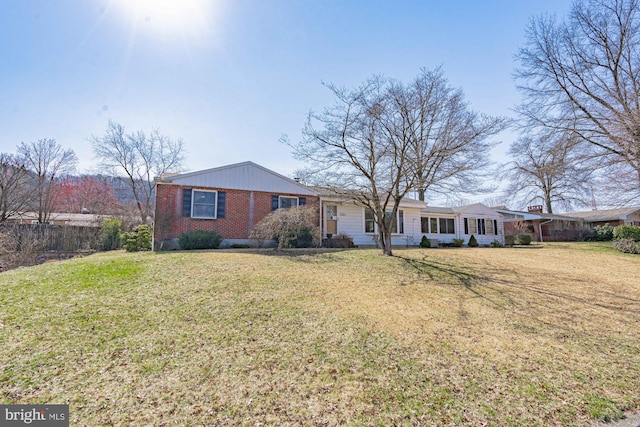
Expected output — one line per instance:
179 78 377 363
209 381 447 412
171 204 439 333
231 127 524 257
117 0 214 38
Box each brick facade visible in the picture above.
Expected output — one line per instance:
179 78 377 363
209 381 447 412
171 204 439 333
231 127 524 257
154 183 319 248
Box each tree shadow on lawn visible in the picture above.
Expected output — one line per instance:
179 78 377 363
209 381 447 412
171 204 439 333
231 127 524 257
397 254 508 310
395 254 640 333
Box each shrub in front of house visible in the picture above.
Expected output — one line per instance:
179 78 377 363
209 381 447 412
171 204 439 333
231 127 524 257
468 235 479 247
282 227 315 248
490 239 504 248
250 205 320 250
451 239 464 247
179 230 223 250
612 238 640 254
122 224 152 252
420 236 431 248
582 224 614 241
613 225 640 241
504 235 515 246
99 217 122 251
516 234 532 245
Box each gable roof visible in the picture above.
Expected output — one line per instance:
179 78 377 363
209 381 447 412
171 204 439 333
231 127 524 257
157 161 318 196
562 207 640 222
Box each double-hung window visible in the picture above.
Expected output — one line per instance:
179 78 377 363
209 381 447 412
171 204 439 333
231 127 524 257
364 208 404 234
439 218 455 234
477 218 486 235
192 190 217 219
279 196 298 209
271 195 306 210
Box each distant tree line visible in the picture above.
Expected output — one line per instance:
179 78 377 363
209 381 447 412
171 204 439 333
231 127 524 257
0 121 186 228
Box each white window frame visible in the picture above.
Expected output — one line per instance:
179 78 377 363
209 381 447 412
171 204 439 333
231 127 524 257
364 208 404 234
439 217 455 234
191 189 218 219
279 196 299 209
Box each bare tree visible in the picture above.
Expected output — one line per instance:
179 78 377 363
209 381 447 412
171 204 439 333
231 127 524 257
515 0 640 197
91 121 186 223
17 139 78 223
407 67 506 201
0 153 34 224
290 76 413 256
291 69 504 255
504 131 593 213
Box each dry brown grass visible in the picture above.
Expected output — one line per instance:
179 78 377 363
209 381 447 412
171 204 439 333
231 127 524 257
0 243 638 426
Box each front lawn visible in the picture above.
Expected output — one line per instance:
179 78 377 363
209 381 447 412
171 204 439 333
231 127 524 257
0 243 638 425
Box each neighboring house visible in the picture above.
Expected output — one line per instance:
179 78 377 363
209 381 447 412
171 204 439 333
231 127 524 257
561 207 640 227
4 212 106 227
495 206 585 242
153 161 319 250
318 188 504 247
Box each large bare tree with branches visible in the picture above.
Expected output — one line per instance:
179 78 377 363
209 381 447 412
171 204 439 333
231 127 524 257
91 121 186 223
291 69 505 255
504 131 594 213
515 0 640 198
17 139 78 223
407 67 506 202
291 76 410 255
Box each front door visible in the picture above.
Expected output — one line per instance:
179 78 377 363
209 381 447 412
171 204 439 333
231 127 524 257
326 205 337 236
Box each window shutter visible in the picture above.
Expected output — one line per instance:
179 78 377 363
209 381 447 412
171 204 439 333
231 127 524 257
494 219 498 235
299 197 306 206
182 189 192 217
271 195 279 211
216 191 226 218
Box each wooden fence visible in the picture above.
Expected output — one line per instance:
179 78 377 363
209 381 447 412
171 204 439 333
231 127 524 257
0 223 101 252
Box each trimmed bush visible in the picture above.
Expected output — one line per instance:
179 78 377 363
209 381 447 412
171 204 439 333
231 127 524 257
612 238 640 254
490 239 504 248
99 217 122 251
420 235 431 248
451 239 464 247
122 224 152 252
468 235 479 247
516 234 532 245
283 227 315 248
613 225 640 241
504 235 515 246
179 230 223 250
582 224 614 241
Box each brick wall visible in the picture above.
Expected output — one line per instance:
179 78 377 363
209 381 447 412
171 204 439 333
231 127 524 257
154 183 319 247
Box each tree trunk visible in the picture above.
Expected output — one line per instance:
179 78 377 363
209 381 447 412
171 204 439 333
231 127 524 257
545 194 553 214
380 230 393 256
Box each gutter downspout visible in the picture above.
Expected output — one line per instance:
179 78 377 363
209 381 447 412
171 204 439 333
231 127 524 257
319 198 323 242
539 219 553 242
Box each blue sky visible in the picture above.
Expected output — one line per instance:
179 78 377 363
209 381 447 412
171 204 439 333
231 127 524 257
0 0 572 179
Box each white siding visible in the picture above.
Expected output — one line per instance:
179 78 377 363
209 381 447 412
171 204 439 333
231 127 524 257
416 214 458 245
329 202 423 247
457 215 504 246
